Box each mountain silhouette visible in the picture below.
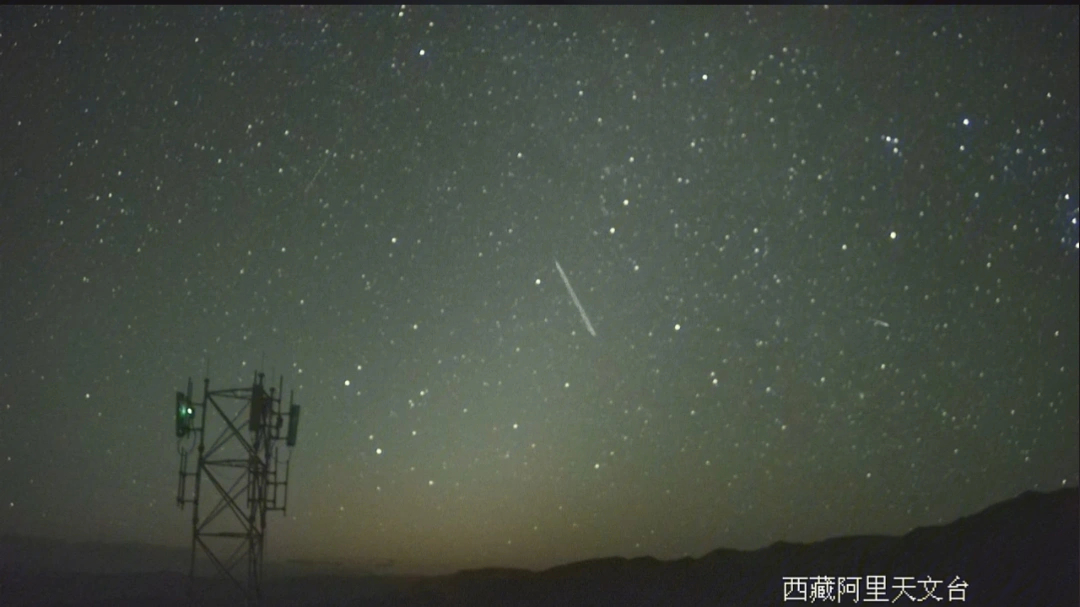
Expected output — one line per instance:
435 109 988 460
1 487 1075 606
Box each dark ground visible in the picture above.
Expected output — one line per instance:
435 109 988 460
2 487 1076 607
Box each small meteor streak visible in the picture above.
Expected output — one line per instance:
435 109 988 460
870 318 890 328
554 259 596 337
304 154 331 195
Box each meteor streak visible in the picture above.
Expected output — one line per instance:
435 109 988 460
554 259 596 337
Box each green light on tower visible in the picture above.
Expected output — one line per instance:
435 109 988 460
175 391 194 437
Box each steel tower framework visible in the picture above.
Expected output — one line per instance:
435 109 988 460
175 371 301 607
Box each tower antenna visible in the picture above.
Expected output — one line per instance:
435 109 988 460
173 365 304 606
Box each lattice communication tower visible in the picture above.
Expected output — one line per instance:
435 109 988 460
174 371 301 607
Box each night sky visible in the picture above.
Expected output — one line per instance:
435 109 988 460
1 6 1077 576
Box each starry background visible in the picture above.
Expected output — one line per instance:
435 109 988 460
0 6 1077 576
